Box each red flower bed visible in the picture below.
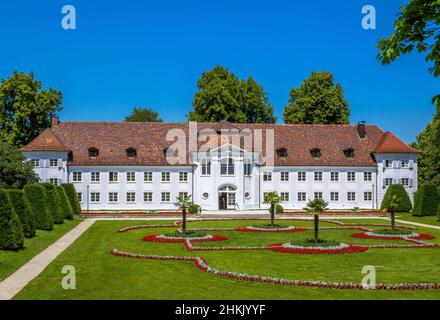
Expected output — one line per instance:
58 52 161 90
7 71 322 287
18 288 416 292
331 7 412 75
351 232 435 241
235 226 306 233
142 234 229 243
267 243 368 255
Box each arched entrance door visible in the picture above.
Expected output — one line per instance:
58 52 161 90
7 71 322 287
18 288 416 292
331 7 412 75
218 185 237 210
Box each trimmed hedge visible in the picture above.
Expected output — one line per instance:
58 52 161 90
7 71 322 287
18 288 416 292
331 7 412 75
40 183 64 224
188 203 201 214
276 204 284 214
24 184 53 230
62 184 81 215
413 182 440 217
56 186 74 220
380 184 412 212
0 189 24 250
6 189 36 238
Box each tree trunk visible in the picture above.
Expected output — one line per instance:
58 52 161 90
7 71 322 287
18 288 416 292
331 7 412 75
182 208 187 234
271 203 275 226
390 210 395 230
314 214 319 243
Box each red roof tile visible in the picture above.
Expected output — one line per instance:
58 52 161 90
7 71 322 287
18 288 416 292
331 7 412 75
21 128 69 152
373 131 418 154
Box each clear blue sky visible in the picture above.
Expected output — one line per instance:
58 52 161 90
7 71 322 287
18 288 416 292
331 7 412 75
1 0 438 143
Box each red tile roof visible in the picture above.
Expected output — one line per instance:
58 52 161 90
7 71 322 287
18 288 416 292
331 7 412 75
21 121 416 167
373 131 418 154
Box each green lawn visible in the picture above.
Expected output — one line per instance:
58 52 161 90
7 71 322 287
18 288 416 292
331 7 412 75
396 212 440 226
13 218 440 300
0 218 82 281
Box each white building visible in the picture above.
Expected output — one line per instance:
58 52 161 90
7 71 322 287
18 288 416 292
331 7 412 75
22 117 418 212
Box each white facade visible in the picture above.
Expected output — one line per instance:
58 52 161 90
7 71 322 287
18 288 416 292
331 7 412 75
24 145 418 212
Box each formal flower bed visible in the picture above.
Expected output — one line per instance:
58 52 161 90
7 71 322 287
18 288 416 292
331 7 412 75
351 232 435 241
143 234 229 243
111 249 440 291
267 242 368 254
236 226 306 233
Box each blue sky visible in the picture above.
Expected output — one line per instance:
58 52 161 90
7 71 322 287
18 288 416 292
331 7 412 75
0 0 438 143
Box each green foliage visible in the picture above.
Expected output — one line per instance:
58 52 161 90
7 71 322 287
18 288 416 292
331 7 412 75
377 0 440 77
283 71 350 124
24 184 53 230
188 203 201 214
0 189 24 250
62 184 81 215
56 186 73 220
276 204 284 214
380 184 413 212
6 189 36 238
264 192 282 207
175 194 192 211
125 107 162 122
304 198 329 216
0 71 62 147
188 66 275 123
0 140 38 189
40 183 64 224
413 182 440 216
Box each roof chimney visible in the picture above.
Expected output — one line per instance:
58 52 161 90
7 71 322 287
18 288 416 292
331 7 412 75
51 115 60 127
357 121 366 139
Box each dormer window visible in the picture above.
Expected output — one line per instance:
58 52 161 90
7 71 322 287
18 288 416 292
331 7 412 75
126 147 137 159
310 148 321 159
344 148 355 159
276 148 288 158
88 147 99 158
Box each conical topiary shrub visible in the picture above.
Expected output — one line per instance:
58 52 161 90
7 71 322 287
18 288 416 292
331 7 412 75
6 189 36 238
62 184 81 215
380 184 412 212
40 183 64 224
56 186 74 220
413 182 440 216
24 184 53 230
0 189 24 250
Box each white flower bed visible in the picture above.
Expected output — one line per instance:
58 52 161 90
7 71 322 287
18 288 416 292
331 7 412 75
157 234 214 241
280 242 349 250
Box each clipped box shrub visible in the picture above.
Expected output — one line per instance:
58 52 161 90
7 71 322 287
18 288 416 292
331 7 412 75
6 189 36 238
413 182 440 217
380 184 412 212
56 186 73 220
276 204 284 214
62 184 81 215
188 203 201 214
40 183 64 224
24 183 53 230
0 189 24 250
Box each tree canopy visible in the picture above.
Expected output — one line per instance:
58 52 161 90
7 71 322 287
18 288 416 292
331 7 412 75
0 140 38 189
283 71 350 124
125 107 162 122
0 71 63 147
188 66 275 123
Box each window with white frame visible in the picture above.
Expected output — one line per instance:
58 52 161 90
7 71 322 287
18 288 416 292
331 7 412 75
144 192 153 202
50 159 58 167
314 172 323 182
109 172 118 182
220 158 234 175
402 160 410 168
364 192 372 201
401 178 409 186
385 160 393 168
244 160 252 176
109 192 118 203
179 172 188 182
126 172 136 182
201 159 211 175
72 172 82 182
280 192 289 202
263 172 272 182
347 172 356 182
280 172 289 182
91 172 100 182
91 192 100 203
330 192 339 202
347 192 356 201
314 192 323 200
384 178 393 187
49 178 58 185
179 192 189 199
126 192 136 203
297 192 306 202
161 192 171 202
77 192 82 203
364 172 372 181
330 172 339 182
297 172 306 181
144 172 153 182
161 172 170 182
32 159 40 167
